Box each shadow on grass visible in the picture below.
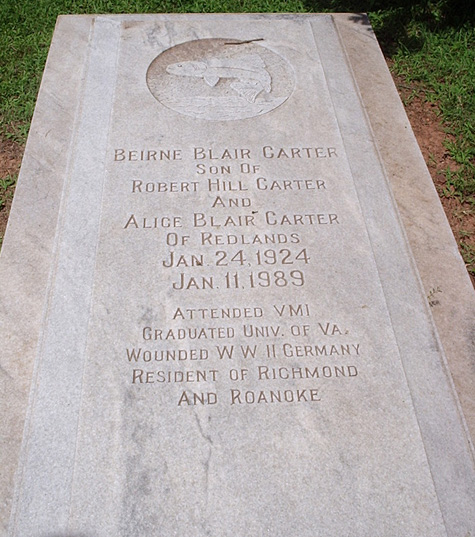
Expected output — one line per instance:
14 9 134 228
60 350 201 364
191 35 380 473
303 0 475 56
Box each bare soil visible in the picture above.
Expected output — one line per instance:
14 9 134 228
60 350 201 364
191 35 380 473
0 137 23 240
391 71 475 286
1 75 474 285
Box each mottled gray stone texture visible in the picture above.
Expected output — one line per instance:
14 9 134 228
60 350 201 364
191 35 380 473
1 13 474 537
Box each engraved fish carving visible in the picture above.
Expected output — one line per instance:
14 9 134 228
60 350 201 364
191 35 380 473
166 54 272 103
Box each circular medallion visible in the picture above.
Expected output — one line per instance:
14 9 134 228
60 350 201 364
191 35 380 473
146 38 294 121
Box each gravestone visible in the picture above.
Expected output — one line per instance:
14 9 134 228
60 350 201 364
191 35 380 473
1 13 474 537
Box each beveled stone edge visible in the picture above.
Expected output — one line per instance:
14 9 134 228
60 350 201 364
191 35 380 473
331 15 475 536
0 15 95 533
332 13 475 446
7 17 123 537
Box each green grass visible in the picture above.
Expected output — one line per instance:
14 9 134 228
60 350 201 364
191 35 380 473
0 174 16 210
460 241 475 270
0 174 17 248
392 23 475 203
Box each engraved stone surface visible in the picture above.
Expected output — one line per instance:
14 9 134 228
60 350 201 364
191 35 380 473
1 13 474 537
147 38 294 120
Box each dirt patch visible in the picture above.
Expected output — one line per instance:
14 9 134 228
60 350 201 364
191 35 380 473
0 137 23 176
0 137 23 243
392 70 475 286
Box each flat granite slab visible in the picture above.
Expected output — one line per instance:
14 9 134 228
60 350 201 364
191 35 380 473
1 13 474 537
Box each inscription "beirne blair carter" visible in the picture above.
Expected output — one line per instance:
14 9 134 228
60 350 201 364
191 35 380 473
114 145 338 161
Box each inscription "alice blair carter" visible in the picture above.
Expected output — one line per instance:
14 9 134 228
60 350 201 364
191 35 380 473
123 212 339 229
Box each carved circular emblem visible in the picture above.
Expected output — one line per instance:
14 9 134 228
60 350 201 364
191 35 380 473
146 38 294 121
